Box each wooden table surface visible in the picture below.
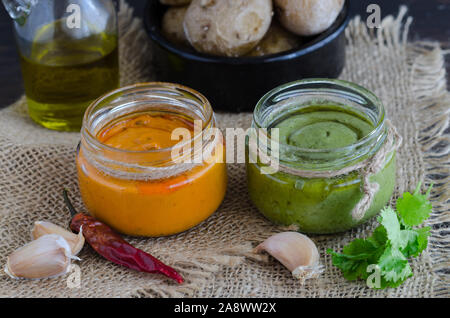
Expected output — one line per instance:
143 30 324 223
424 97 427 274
0 0 449 109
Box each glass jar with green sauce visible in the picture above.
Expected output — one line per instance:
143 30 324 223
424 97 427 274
246 79 399 234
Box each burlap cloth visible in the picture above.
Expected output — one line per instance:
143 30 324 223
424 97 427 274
0 2 448 298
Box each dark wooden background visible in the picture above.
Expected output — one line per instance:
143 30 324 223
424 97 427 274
0 0 449 108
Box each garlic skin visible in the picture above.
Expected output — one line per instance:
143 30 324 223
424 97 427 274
32 221 84 255
5 234 78 280
255 232 323 283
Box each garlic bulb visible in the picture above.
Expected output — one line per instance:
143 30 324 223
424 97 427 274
5 234 78 280
255 232 323 283
32 221 84 256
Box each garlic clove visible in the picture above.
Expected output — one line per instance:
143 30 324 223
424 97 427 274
5 234 77 280
32 221 85 256
255 232 319 271
255 232 323 283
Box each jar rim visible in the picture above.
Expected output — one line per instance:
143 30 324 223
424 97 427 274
81 82 214 156
251 79 388 171
253 78 386 154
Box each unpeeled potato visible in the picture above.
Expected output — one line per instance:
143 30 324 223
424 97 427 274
247 22 301 57
184 0 273 57
162 6 190 47
274 0 344 36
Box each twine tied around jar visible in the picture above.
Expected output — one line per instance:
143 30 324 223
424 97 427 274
350 121 402 220
272 120 403 221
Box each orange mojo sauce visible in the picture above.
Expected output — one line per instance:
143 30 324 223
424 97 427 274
77 113 227 236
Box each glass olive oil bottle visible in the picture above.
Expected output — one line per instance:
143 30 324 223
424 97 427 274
19 24 119 131
6 0 119 131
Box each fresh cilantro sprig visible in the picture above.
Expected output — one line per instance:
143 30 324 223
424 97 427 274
327 182 433 289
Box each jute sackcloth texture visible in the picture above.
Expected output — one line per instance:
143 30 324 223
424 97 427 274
0 2 448 297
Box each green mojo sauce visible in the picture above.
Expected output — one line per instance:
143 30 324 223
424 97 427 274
246 105 396 234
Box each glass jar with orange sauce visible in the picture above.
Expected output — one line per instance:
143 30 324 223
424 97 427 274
77 83 227 237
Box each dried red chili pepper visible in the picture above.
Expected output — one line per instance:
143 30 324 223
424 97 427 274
63 190 184 284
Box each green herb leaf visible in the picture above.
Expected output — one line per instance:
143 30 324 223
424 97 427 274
379 207 403 248
398 230 419 256
396 183 433 227
415 227 431 254
366 225 388 248
327 183 432 289
327 249 370 281
327 238 382 281
378 246 412 283
401 226 431 258
342 238 378 259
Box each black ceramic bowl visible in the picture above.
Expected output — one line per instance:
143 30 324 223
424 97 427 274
144 0 350 112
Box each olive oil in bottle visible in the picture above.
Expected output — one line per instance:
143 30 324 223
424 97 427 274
18 21 119 131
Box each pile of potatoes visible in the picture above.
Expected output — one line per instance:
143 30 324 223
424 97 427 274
161 0 345 57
